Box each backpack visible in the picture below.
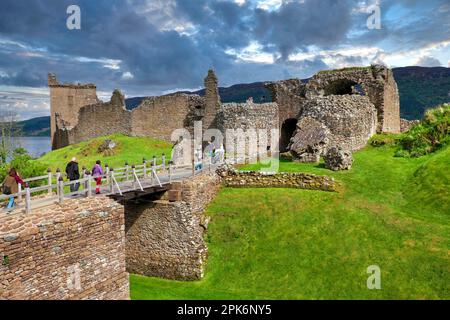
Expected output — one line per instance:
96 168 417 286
2 183 11 195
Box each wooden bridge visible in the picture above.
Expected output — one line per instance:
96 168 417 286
1 155 222 214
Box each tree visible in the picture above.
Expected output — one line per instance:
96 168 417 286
0 108 21 164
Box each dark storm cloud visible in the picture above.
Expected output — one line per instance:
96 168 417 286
0 0 225 91
254 0 355 59
0 0 449 98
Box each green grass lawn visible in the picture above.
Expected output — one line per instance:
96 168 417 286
131 144 450 300
37 133 172 172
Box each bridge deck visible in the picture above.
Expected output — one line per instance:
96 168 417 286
1 158 221 215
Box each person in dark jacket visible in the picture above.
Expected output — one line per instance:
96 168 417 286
66 157 80 193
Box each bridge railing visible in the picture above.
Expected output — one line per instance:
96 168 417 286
0 154 170 213
1 152 232 214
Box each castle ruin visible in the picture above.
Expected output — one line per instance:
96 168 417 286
49 65 401 160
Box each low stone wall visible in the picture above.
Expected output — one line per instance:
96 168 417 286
217 169 337 192
0 197 129 300
125 172 221 281
400 118 420 133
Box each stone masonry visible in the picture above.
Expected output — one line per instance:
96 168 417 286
48 74 99 149
125 172 221 281
0 197 129 300
217 168 337 192
219 101 279 157
50 65 401 159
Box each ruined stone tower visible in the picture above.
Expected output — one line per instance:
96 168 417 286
48 74 99 150
202 69 221 131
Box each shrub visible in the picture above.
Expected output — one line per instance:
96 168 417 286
369 134 399 147
0 148 48 187
396 103 450 157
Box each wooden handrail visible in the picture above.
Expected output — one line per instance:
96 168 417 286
1 153 227 214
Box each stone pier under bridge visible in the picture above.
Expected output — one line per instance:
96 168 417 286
0 172 221 300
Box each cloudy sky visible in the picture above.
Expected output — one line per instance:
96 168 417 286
0 0 449 120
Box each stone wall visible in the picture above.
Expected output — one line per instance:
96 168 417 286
125 172 221 281
67 100 131 145
219 102 279 155
57 93 208 146
0 197 129 300
400 118 420 133
305 65 400 133
50 66 401 156
48 74 99 149
217 168 337 192
51 70 222 149
299 95 378 152
131 94 206 141
265 79 305 128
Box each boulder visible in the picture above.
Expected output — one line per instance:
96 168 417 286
288 117 330 163
324 147 353 171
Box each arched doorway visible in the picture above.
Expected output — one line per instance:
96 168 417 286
280 118 298 153
324 79 359 96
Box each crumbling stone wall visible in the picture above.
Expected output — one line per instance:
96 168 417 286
0 197 129 300
299 95 377 152
218 102 279 156
400 118 420 133
50 66 400 156
305 66 400 133
51 70 222 149
66 97 132 145
265 79 305 129
125 172 221 281
217 168 337 192
203 69 221 130
132 94 206 141
48 74 99 149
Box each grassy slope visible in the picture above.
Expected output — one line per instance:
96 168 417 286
131 145 450 300
37 133 172 171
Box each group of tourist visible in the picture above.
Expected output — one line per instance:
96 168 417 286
1 159 104 212
2 138 228 212
65 158 104 194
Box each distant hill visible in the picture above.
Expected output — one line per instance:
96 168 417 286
17 116 51 137
393 66 450 120
18 66 450 135
125 82 273 109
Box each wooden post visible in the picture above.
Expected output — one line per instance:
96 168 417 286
105 164 110 186
18 183 22 202
162 154 166 171
56 168 61 182
143 158 147 179
58 177 64 204
87 174 92 197
150 158 155 185
132 165 136 190
125 162 129 181
109 168 114 193
25 186 31 214
169 161 173 184
47 168 53 196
